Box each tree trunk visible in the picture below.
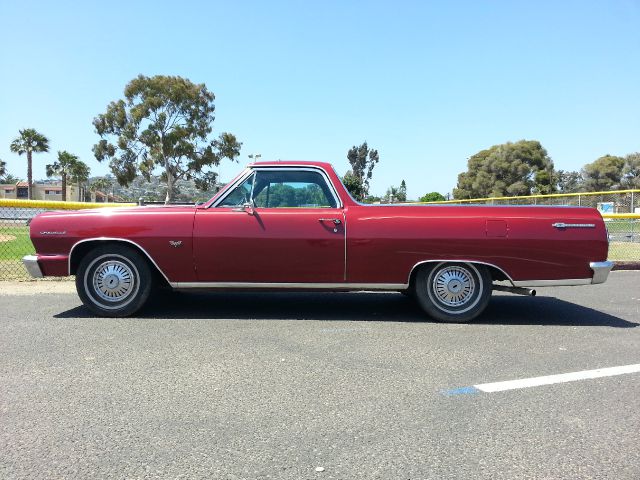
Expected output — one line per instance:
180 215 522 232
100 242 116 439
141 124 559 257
62 174 67 202
27 151 33 200
165 164 174 205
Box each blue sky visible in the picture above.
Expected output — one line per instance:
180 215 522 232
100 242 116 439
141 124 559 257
1 0 638 199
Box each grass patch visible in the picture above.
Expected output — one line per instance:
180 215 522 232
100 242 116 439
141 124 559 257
0 225 34 261
608 242 640 261
605 219 640 234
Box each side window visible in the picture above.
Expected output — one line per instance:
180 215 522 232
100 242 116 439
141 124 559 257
217 173 255 207
252 171 337 208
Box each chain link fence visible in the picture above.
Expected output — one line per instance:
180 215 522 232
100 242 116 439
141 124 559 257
420 189 640 211
0 199 133 280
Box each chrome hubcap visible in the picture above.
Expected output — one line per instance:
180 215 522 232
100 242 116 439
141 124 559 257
432 265 476 307
93 260 135 302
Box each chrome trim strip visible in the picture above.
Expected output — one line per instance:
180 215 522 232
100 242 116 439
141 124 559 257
169 282 407 290
590 261 614 284
342 210 347 281
22 255 43 278
68 237 172 284
407 260 516 286
211 165 344 209
208 168 253 208
512 279 592 287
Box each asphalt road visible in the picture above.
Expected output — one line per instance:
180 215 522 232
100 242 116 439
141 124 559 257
1 272 639 479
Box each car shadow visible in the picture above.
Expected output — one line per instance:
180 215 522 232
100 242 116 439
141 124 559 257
55 291 638 328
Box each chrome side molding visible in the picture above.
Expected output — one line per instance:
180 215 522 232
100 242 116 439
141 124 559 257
170 281 408 290
512 278 592 287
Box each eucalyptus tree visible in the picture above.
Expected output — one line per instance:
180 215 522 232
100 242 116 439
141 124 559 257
9 128 50 199
343 142 380 201
93 75 242 204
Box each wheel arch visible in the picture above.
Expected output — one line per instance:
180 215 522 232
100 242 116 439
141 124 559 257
407 260 514 288
69 238 171 287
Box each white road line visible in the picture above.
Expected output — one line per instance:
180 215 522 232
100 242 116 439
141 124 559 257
474 364 640 393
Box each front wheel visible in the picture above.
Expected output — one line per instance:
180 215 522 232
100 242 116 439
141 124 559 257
414 262 491 323
75 245 154 317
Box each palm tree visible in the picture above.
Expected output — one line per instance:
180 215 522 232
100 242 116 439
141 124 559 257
10 129 50 199
70 160 90 201
0 158 6 179
46 151 79 202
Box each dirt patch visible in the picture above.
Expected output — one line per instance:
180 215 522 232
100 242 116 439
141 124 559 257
0 280 76 295
0 234 17 242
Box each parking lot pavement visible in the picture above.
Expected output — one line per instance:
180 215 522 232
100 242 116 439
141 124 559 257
1 271 639 479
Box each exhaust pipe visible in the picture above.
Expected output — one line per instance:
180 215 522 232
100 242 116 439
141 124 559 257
493 285 536 296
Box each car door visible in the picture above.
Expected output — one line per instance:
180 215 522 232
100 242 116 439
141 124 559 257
192 168 345 283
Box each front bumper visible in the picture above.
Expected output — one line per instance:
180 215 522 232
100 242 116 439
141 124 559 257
22 255 43 278
589 261 614 284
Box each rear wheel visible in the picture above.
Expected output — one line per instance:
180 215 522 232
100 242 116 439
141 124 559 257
414 262 491 323
75 244 154 317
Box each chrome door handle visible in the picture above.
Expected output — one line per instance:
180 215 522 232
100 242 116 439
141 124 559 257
318 218 341 225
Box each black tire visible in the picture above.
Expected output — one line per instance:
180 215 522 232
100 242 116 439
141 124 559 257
414 262 492 323
75 244 154 317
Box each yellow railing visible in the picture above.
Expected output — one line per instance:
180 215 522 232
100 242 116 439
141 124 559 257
0 198 135 210
414 189 640 205
602 213 640 219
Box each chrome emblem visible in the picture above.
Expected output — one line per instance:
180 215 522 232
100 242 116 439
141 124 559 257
552 223 595 229
40 231 66 235
169 240 183 248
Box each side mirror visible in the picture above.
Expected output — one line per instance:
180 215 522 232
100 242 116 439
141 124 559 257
233 201 255 215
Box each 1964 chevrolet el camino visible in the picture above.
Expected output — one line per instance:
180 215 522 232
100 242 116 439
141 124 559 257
23 161 613 322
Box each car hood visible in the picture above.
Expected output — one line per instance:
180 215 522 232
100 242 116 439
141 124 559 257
35 204 198 218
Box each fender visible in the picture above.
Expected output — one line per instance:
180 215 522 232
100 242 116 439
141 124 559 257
68 237 171 284
407 260 516 287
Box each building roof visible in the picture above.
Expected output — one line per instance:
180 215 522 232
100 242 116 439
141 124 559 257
16 181 29 187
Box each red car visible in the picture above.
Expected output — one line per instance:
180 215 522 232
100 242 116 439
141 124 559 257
23 161 613 322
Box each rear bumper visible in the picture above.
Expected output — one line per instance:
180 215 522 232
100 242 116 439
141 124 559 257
589 261 614 284
512 260 615 287
22 255 43 278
